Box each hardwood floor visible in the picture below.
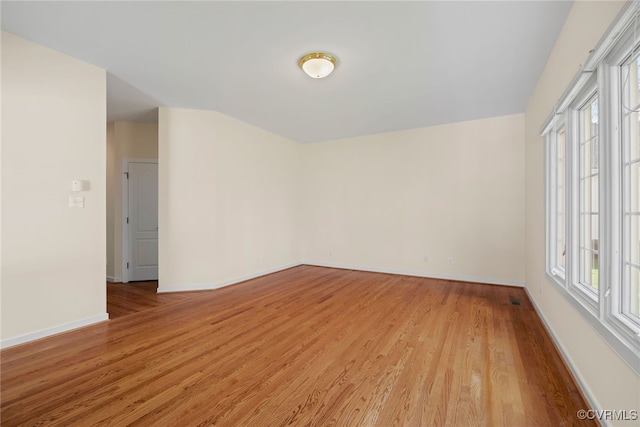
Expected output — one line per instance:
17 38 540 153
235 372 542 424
107 280 196 319
2 266 594 426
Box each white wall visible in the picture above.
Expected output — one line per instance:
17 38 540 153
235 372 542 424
302 114 525 286
1 32 107 344
158 107 301 291
524 1 640 421
106 121 158 281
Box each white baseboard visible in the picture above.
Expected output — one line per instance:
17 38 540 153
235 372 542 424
106 276 122 283
523 287 606 426
0 313 109 350
303 261 525 287
159 261 523 293
157 262 303 293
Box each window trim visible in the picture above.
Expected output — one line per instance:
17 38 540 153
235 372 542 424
545 115 567 286
604 30 640 340
568 84 601 312
614 40 640 330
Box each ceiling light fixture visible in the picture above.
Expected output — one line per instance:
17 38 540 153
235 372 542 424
299 52 337 79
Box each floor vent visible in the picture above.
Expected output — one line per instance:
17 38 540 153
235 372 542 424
509 297 522 306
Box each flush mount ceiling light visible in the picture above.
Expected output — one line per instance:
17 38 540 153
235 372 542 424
298 52 337 79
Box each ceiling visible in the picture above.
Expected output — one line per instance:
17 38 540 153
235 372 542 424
1 1 573 143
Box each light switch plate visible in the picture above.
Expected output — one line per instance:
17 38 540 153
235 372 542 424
69 196 84 208
71 179 90 192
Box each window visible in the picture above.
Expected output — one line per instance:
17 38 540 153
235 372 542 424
557 128 567 272
546 121 566 283
542 2 640 374
578 95 600 298
621 54 640 327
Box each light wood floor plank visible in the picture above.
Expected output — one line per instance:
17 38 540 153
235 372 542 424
1 266 595 426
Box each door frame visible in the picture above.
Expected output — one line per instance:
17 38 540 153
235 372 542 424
121 158 159 283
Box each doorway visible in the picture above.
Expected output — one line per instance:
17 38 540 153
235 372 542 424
122 158 158 283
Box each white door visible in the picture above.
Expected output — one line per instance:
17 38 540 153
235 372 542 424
127 162 158 281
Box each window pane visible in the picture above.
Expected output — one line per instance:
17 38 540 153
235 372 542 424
630 58 640 160
629 214 639 268
630 162 639 214
592 211 600 252
627 265 640 318
556 129 566 269
628 163 639 298
583 99 600 170
631 110 640 162
558 129 566 161
623 55 640 326
633 57 640 106
579 95 599 295
558 183 565 213
581 214 591 248
581 140 599 175
557 212 565 268
580 249 599 290
581 175 599 214
583 103 592 140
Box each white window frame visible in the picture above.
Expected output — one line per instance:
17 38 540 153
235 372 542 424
603 23 640 342
545 116 567 285
619 52 640 328
568 82 601 312
541 1 640 375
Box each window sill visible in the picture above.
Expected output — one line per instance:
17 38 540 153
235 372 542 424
544 274 640 375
